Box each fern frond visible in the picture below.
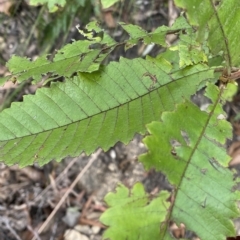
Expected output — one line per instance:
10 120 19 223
139 83 239 240
0 51 214 166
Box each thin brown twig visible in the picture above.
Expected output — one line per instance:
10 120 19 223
81 194 94 218
27 225 41 240
34 156 80 202
32 149 102 240
79 218 106 228
1 217 22 240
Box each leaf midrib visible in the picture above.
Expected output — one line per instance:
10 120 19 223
164 86 225 236
1 66 212 142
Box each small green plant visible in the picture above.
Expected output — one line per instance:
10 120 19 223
1 0 240 239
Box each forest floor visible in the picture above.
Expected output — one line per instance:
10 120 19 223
0 1 240 240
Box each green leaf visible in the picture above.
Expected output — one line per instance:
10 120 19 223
120 15 192 49
0 25 116 85
174 0 240 67
0 53 214 166
140 83 239 239
100 183 170 240
170 29 208 67
30 0 66 12
101 0 120 9
0 16 190 86
38 0 87 53
221 82 238 102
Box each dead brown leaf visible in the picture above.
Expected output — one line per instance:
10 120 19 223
0 0 13 15
169 222 185 239
228 141 240 166
103 11 116 28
